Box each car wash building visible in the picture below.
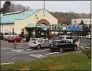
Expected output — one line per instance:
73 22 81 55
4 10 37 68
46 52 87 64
1 8 58 37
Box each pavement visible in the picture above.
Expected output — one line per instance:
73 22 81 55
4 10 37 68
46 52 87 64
1 37 90 64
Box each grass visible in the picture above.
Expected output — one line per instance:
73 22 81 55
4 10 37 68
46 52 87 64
1 52 91 71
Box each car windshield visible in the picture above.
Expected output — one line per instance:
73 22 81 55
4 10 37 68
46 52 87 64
30 39 36 43
54 37 64 40
13 33 17 35
4 33 10 35
11 33 17 35
66 37 73 39
53 40 60 43
58 37 65 39
31 39 40 43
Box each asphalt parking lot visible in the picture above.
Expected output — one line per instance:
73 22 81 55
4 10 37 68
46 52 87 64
1 37 90 64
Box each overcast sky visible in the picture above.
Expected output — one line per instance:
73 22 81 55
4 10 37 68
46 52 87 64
1 1 90 13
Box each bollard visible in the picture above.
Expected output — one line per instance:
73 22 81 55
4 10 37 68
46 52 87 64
14 40 16 50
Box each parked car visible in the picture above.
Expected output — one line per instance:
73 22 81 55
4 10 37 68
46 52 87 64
50 40 77 53
28 38 50 49
0 32 3 40
57 35 74 43
86 35 91 39
3 32 10 40
8 35 21 42
3 32 18 40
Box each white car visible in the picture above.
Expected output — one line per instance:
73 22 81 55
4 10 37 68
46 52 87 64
57 35 74 43
86 35 91 39
28 38 50 49
3 32 18 40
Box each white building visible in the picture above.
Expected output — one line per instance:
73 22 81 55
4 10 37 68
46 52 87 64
71 18 91 25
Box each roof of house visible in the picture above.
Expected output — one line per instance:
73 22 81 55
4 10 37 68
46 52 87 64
1 9 40 24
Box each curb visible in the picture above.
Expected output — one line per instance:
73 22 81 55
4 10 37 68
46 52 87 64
79 46 90 50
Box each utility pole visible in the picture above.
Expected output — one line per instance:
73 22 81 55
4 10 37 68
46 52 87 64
43 0 45 17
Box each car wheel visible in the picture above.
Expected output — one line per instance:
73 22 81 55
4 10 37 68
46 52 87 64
8 40 10 42
37 45 41 49
50 48 53 52
59 48 64 53
4 39 7 41
73 46 77 51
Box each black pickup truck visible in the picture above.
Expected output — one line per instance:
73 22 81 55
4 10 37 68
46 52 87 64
50 40 77 53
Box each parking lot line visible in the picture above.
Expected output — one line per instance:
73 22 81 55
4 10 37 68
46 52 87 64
29 52 60 58
19 49 50 54
6 52 16 54
46 52 60 56
28 49 50 53
6 49 50 54
1 48 13 50
29 54 46 58
26 49 32 50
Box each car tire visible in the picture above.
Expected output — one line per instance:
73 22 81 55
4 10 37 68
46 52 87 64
50 48 53 52
8 40 10 42
73 46 77 51
59 48 64 53
37 45 41 49
4 39 7 41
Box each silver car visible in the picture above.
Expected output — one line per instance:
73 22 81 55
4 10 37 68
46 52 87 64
28 38 50 49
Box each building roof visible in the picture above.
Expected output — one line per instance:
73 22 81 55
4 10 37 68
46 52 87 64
1 9 40 24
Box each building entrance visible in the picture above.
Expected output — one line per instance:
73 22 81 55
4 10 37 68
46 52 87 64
25 19 50 38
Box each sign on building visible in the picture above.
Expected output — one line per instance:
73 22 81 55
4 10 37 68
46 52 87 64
66 25 83 31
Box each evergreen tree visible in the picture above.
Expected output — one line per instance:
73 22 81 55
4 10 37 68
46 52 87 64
2 1 11 13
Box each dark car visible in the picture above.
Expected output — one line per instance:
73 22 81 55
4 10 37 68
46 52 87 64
0 32 3 40
50 40 77 53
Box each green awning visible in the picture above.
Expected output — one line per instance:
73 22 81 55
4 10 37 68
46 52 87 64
25 23 48 28
36 24 48 28
25 23 36 28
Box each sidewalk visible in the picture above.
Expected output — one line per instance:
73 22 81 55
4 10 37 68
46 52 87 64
79 46 90 50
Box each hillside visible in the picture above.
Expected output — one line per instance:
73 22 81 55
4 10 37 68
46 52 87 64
50 12 90 24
